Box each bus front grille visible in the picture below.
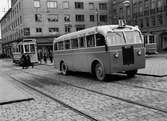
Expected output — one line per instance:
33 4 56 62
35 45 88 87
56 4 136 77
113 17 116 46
122 46 134 65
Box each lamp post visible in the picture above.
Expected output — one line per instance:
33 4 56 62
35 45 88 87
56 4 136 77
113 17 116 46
95 8 99 26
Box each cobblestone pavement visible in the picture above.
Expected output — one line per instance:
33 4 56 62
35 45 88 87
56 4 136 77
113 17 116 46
2 58 167 120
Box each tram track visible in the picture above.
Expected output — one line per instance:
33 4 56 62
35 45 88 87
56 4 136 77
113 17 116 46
32 66 167 94
10 67 167 114
8 74 99 121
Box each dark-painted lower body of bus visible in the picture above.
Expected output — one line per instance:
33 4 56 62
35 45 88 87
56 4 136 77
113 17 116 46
53 44 145 81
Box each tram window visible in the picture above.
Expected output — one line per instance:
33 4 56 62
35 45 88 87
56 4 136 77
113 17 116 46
86 35 95 47
96 33 105 46
71 38 78 49
107 32 125 45
65 40 70 49
58 41 64 50
125 31 142 44
30 44 35 53
149 36 155 43
79 36 85 48
24 45 29 53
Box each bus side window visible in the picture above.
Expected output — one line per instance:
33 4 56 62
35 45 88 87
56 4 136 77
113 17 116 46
79 36 85 48
65 40 71 49
96 33 105 46
30 44 35 53
86 34 95 47
71 38 78 49
58 41 64 50
54 42 58 50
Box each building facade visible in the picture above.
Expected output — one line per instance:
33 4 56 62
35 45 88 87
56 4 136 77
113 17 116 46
0 39 2 55
111 0 167 51
0 0 111 57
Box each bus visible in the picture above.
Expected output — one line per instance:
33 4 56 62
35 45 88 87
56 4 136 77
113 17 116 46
53 24 145 81
12 39 38 64
144 34 157 54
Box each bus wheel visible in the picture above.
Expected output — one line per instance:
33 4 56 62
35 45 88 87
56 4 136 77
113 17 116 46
126 70 137 77
61 63 68 75
95 63 106 81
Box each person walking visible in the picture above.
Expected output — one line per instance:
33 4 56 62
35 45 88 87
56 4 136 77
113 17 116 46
20 54 27 69
43 53 47 64
49 50 53 63
38 50 43 64
26 54 34 68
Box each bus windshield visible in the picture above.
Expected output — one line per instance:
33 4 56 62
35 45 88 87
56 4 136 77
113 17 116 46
107 32 125 46
124 31 142 44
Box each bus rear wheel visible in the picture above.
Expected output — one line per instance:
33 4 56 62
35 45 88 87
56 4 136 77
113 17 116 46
61 62 68 75
95 63 106 81
126 70 137 77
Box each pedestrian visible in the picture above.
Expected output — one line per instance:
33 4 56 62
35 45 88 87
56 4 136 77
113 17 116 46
20 54 27 69
49 50 53 63
43 53 47 64
38 50 42 64
26 54 34 68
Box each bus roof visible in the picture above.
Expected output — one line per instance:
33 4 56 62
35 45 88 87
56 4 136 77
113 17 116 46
53 25 140 43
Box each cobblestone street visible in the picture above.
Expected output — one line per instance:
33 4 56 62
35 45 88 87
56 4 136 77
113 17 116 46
0 55 167 121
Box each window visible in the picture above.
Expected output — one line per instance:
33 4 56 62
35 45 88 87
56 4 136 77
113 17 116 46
75 2 84 9
49 28 59 32
126 6 130 16
76 24 85 31
48 14 58 22
47 1 57 8
144 0 149 9
36 28 42 32
139 2 143 13
79 36 85 48
107 32 125 45
71 38 78 49
145 17 149 27
54 43 58 50
75 15 84 22
35 14 42 22
89 2 95 10
86 35 95 47
125 31 142 44
99 3 107 10
24 28 30 36
157 14 163 25
96 33 105 46
100 15 107 22
65 40 70 49
90 15 95 22
119 7 123 18
63 1 69 9
58 41 64 50
30 44 35 53
34 0 40 8
64 15 70 22
65 24 71 33
151 16 156 26
157 0 163 8
151 0 156 9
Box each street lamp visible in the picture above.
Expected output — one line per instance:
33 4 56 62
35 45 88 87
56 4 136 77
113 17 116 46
95 8 99 26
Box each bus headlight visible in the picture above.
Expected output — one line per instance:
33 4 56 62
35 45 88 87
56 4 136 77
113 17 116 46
114 53 119 58
137 50 142 56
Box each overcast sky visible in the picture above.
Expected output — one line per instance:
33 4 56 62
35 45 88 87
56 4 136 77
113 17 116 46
0 0 11 38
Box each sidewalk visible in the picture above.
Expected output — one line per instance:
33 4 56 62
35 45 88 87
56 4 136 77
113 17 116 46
0 76 33 105
138 53 167 77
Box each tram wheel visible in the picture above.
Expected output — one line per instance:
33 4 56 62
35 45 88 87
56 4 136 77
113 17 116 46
95 63 106 81
126 70 137 77
61 62 68 75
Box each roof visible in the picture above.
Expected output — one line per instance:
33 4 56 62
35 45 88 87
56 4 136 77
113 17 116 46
53 25 140 43
0 8 12 23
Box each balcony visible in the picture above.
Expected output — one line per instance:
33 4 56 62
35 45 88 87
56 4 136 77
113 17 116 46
157 7 163 13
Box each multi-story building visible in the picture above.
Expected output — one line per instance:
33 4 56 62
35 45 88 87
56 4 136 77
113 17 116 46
111 0 167 51
0 0 111 57
0 39 2 55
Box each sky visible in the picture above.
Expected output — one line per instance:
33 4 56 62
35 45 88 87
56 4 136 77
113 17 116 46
0 0 11 38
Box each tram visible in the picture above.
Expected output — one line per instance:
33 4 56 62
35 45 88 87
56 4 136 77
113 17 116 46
144 34 157 54
12 39 38 64
53 22 145 81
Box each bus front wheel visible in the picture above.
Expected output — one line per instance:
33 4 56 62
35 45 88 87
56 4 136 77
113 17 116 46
95 63 106 81
61 62 68 75
126 70 137 77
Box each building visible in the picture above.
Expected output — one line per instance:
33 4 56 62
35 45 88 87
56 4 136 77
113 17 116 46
0 39 2 54
0 0 111 57
111 0 167 51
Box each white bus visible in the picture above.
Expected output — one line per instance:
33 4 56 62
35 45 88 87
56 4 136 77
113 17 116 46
53 24 145 81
